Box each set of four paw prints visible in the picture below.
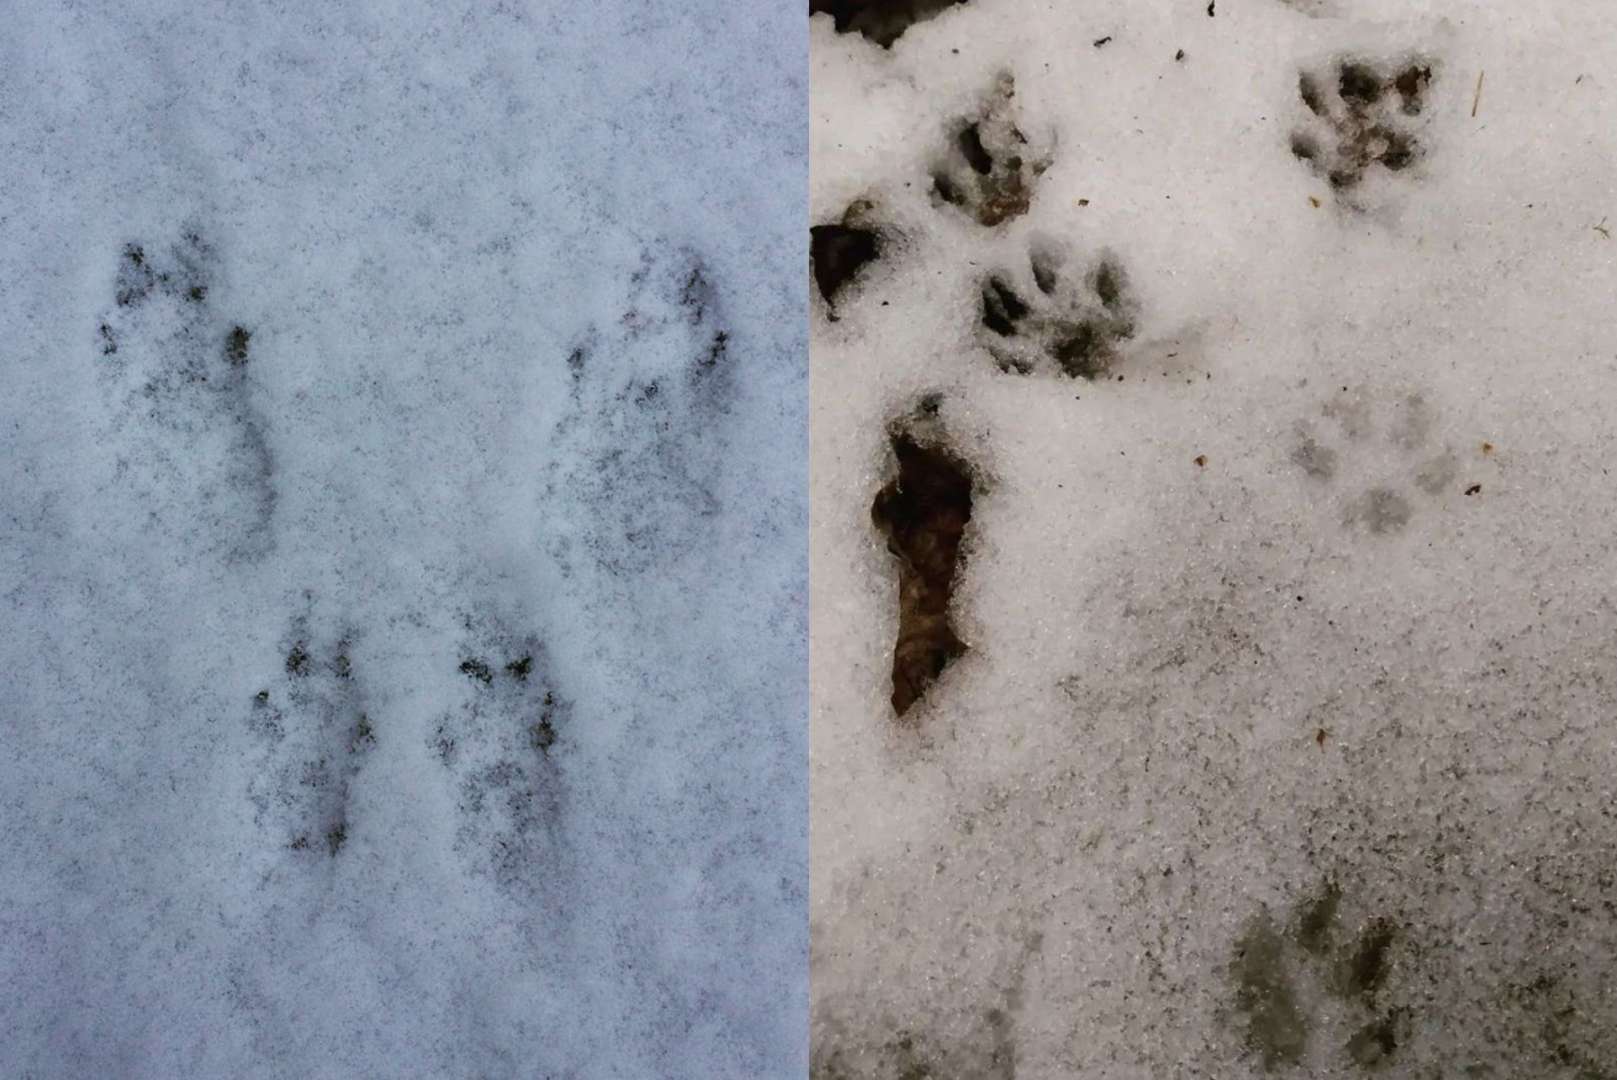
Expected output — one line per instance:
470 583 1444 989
815 56 1442 719
812 54 1437 372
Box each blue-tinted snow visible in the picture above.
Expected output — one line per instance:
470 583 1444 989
0 2 804 1076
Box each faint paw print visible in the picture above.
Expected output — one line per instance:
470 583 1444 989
432 620 570 897
1230 880 1407 1072
1290 387 1462 535
246 618 373 858
977 242 1137 379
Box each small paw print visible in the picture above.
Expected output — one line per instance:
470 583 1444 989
976 243 1137 378
1290 388 1462 535
432 623 570 895
94 231 274 564
930 75 1050 228
1290 57 1435 195
246 619 373 858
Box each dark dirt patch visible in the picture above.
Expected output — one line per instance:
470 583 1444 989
809 0 966 48
812 222 882 313
871 414 974 718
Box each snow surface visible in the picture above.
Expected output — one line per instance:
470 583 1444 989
0 2 804 1077
812 0 1617 1076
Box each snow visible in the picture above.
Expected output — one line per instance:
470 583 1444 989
812 0 1617 1076
0 1 804 1076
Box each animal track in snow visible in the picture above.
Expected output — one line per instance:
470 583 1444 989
1289 387 1466 535
95 232 275 563
930 75 1049 228
546 246 737 580
1230 880 1406 1072
246 619 373 858
432 621 571 896
1289 56 1435 196
977 243 1137 379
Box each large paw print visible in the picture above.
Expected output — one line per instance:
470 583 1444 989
976 243 1137 378
1289 57 1435 194
930 75 1049 228
1230 881 1407 1072
1289 387 1467 535
432 621 571 896
246 619 374 858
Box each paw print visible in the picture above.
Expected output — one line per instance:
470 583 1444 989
976 243 1137 378
432 622 570 896
1289 388 1464 535
246 619 373 858
1229 881 1407 1072
1289 57 1435 194
930 75 1050 228
94 231 274 564
546 245 736 580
